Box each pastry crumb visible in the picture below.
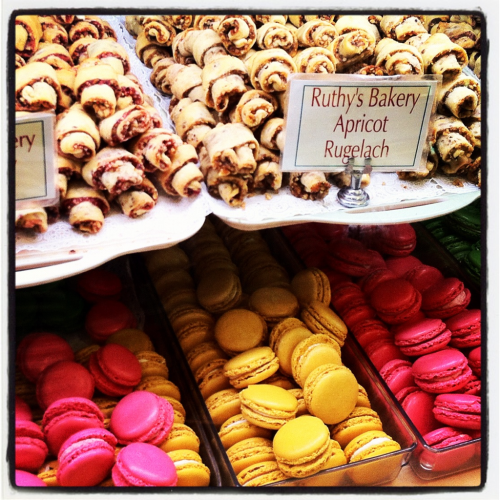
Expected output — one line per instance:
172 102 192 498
453 179 464 187
265 193 273 200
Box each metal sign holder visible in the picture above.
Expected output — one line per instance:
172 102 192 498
337 157 372 208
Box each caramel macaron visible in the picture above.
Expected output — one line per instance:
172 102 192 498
196 269 243 314
105 329 154 354
215 309 268 356
218 413 273 450
291 267 331 307
300 300 348 347
248 286 300 327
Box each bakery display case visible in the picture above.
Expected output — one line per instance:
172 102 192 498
9 7 488 494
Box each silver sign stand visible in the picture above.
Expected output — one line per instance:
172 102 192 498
337 157 372 208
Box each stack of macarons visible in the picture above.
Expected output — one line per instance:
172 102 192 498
284 222 482 453
15 276 212 488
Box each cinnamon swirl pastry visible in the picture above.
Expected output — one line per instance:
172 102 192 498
99 104 152 147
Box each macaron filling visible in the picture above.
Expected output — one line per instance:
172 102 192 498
349 436 393 462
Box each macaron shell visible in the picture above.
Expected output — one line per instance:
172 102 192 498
96 344 143 387
291 268 331 306
167 449 211 487
159 423 200 453
236 460 288 486
421 278 471 318
393 318 452 356
396 387 440 436
344 430 401 463
445 309 481 349
218 413 273 450
433 394 481 430
303 364 358 425
16 469 48 487
226 437 275 475
300 300 348 346
15 421 48 472
379 359 415 396
330 407 384 449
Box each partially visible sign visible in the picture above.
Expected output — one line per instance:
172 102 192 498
15 112 58 208
282 74 441 173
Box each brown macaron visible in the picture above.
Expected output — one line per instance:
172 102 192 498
196 269 243 314
248 287 300 327
291 268 331 307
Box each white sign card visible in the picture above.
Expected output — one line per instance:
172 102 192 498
281 74 441 173
15 111 58 209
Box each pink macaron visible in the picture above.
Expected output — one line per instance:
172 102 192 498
369 278 422 325
15 396 32 422
85 300 137 343
380 359 415 395
112 442 178 486
41 397 105 456
88 343 142 397
351 319 392 349
15 470 47 487
57 428 117 486
377 224 417 256
422 426 473 449
459 373 481 396
404 265 444 293
17 332 74 383
15 420 48 472
396 386 440 436
432 394 481 430
412 348 472 394
393 318 452 356
330 282 366 315
110 391 174 446
468 346 481 377
421 278 471 319
364 338 408 371
36 360 95 411
445 309 481 349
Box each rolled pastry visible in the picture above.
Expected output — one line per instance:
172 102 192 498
68 37 96 65
115 177 158 218
433 115 475 168
260 117 285 152
255 15 288 26
294 47 336 73
349 63 387 76
203 122 259 175
438 73 481 119
397 143 439 180
473 55 481 79
141 16 176 45
329 171 370 189
142 103 163 129
171 28 198 65
74 59 119 119
28 43 73 70
69 19 101 42
288 15 330 28
229 90 278 130
171 98 218 151
135 32 171 68
99 104 152 147
52 15 75 25
15 54 26 69
380 15 427 41
289 172 331 201
39 16 69 45
82 147 144 196
296 20 338 48
217 15 257 56
193 15 223 31
55 103 100 161
375 38 424 75
125 16 143 38
62 180 110 234
405 33 431 51
15 208 48 233
202 55 249 112
464 107 481 149
418 33 468 81
15 15 43 58
246 48 297 93
155 143 203 197
87 39 131 74
430 22 478 50
55 67 76 106
83 16 112 39
171 64 203 101
422 15 450 32
164 15 193 30
97 18 117 40
116 74 145 110
150 56 177 94
130 128 184 172
57 154 82 180
252 145 282 192
15 61 63 112
256 22 298 57
192 29 227 67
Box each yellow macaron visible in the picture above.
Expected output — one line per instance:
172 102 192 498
218 413 273 450
167 449 211 486
300 300 348 347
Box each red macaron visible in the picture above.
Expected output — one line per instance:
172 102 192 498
432 394 481 430
412 348 472 394
358 267 397 296
15 395 33 422
36 360 95 411
468 346 481 378
393 318 452 357
57 428 117 486
364 338 408 371
110 391 175 446
330 282 366 315
351 319 392 349
15 420 49 472
369 278 422 325
327 238 386 277
380 359 415 395
385 255 422 277
76 267 122 303
88 344 142 397
85 300 137 343
377 224 417 257
445 309 481 349
41 397 105 456
404 265 444 293
17 332 74 383
421 278 471 319
396 386 440 436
